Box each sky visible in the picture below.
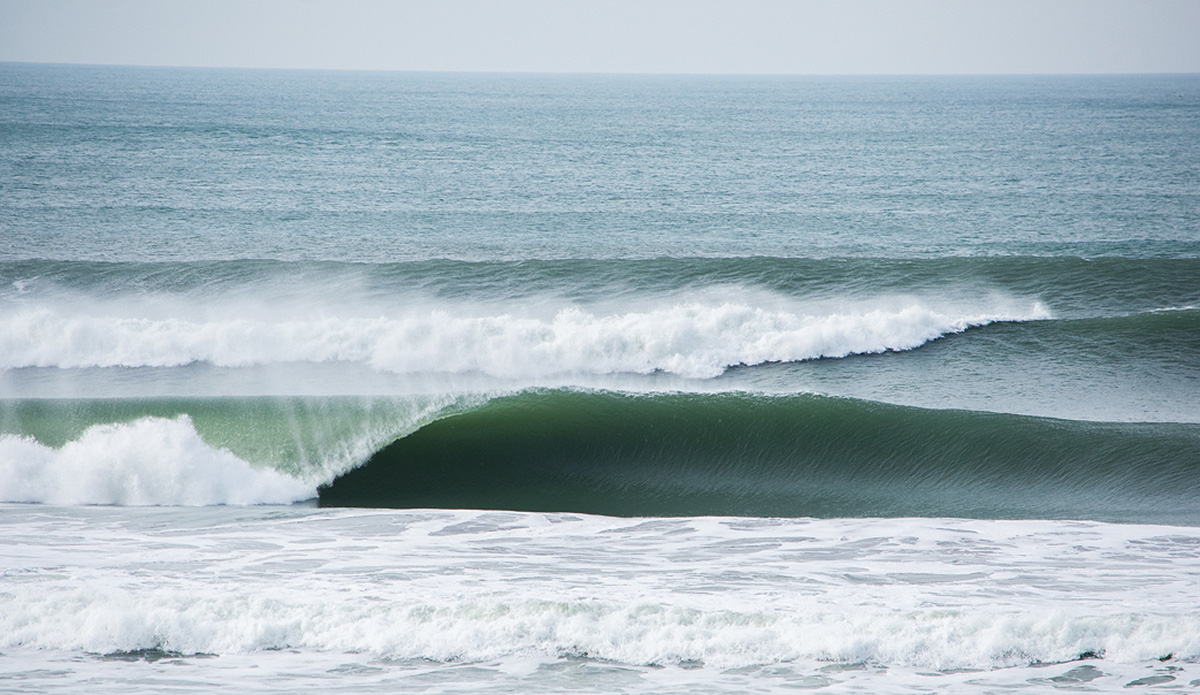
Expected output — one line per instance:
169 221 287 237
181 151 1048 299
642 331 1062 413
1 0 1198 75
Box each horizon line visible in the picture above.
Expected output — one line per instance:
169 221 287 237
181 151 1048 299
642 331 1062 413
4 60 1198 79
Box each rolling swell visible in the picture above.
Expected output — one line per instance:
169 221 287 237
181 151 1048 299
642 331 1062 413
319 389 1200 524
5 256 1198 315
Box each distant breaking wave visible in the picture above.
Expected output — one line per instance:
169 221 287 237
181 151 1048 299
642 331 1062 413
0 300 1049 378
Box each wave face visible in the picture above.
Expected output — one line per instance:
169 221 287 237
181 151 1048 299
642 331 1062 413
319 389 1200 524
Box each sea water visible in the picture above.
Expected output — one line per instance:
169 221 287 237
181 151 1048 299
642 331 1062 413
1 64 1198 692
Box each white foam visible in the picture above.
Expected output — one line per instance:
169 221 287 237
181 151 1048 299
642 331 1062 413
3 590 1194 670
0 511 1196 673
0 298 1051 378
0 416 314 505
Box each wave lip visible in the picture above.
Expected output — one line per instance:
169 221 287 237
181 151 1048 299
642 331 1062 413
0 416 314 506
0 298 1051 378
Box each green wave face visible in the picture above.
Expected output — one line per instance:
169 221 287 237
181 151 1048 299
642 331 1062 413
318 389 1200 524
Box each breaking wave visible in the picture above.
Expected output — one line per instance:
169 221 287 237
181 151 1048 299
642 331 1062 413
0 300 1049 378
0 416 313 505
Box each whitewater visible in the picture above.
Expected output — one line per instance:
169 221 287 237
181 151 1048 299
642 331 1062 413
2 65 1199 693
3 508 1199 693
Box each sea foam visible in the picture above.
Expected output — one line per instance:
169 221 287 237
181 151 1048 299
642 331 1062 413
0 416 314 505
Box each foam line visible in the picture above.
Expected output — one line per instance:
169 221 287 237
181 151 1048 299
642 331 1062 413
2 590 1194 670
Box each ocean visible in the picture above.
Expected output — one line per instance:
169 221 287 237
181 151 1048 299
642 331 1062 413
1 63 1198 692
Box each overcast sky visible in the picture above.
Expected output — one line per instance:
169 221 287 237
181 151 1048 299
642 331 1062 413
1 0 1198 75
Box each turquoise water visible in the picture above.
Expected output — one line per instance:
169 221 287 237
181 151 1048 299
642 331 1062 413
1 64 1198 692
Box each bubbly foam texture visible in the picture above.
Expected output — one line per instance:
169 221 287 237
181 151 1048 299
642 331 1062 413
0 416 315 505
0 296 1051 378
1 510 1196 673
5 591 1194 669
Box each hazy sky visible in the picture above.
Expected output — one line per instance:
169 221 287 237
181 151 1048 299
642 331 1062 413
1 0 1198 75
